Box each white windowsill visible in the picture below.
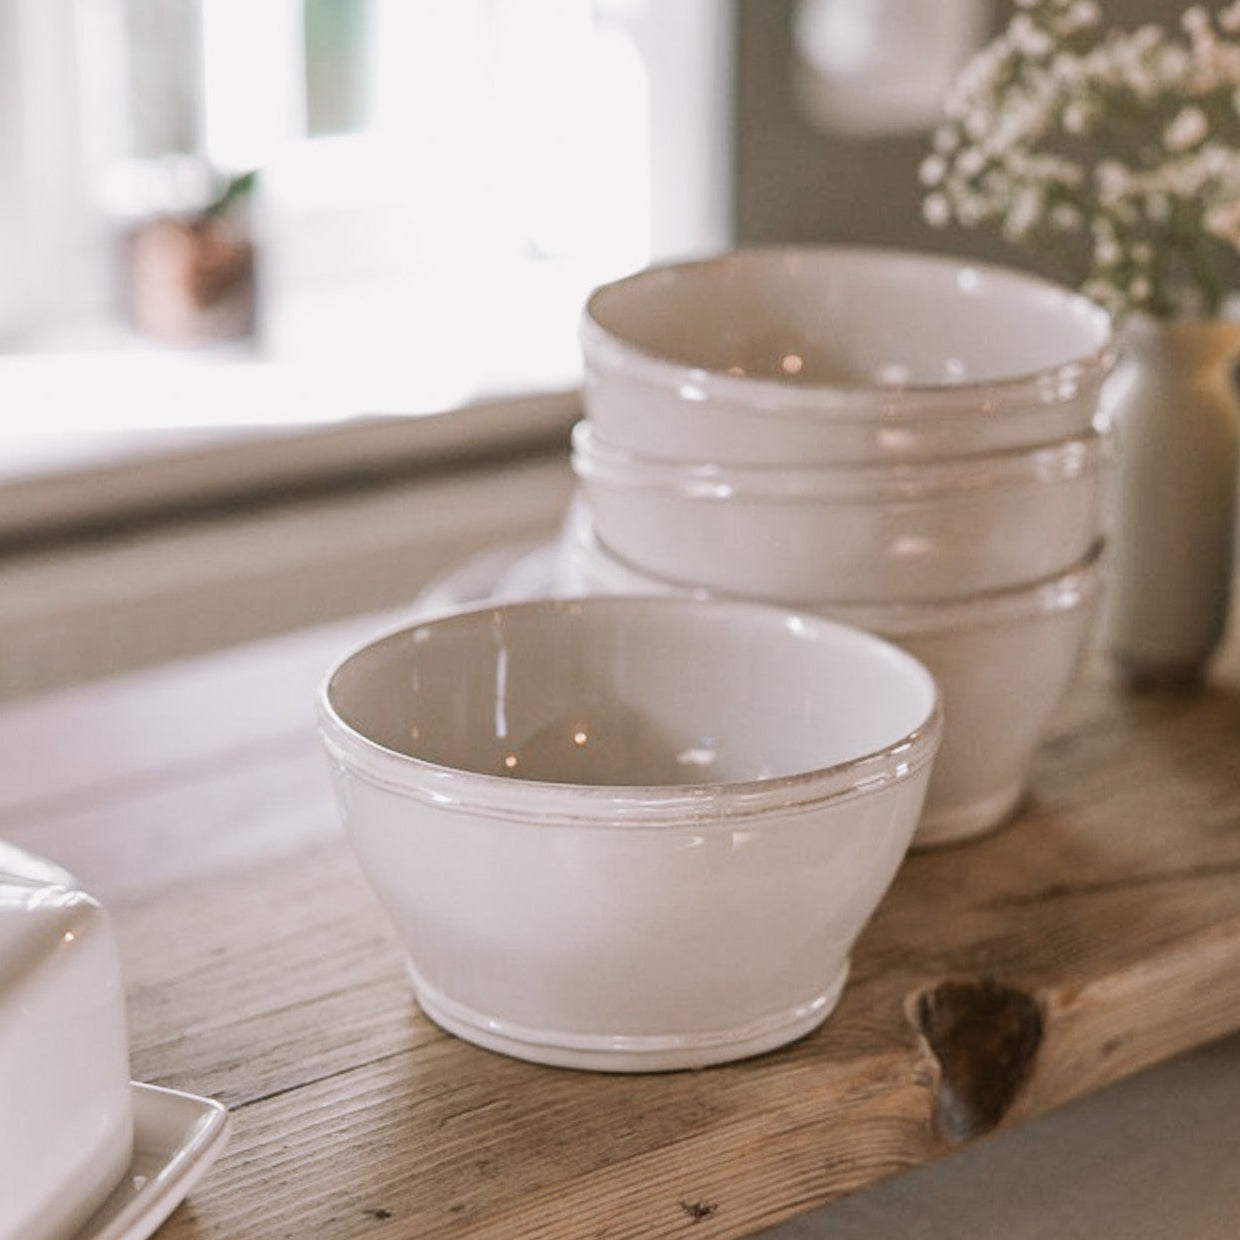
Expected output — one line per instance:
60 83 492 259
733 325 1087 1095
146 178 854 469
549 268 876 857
0 375 579 542
0 271 586 539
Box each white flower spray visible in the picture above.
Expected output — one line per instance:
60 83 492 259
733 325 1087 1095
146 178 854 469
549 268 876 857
923 0 1240 318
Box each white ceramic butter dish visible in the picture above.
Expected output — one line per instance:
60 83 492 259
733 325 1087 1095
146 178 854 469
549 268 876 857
0 842 229 1240
0 842 134 1240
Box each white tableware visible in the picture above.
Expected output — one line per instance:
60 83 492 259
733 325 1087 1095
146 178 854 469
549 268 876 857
320 596 941 1071
417 510 1104 848
582 246 1115 465
0 843 134 1240
75 1083 230 1240
850 552 1104 846
573 420 1109 603
555 514 1104 846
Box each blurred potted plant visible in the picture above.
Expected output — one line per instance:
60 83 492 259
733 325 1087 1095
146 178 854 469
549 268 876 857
127 169 258 347
922 0 1240 686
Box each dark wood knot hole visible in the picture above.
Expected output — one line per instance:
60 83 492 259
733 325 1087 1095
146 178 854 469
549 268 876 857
912 978 1044 1144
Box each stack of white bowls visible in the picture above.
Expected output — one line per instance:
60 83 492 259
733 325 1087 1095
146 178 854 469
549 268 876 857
557 246 1117 847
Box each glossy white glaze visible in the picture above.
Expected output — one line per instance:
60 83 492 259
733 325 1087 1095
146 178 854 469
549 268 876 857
320 596 942 1070
428 517 1104 848
1101 316 1240 684
76 1084 230 1240
0 843 134 1240
573 420 1110 603
581 246 1115 465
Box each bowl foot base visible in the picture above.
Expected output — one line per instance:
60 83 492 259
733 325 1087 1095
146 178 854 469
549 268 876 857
914 781 1025 850
407 961 850 1073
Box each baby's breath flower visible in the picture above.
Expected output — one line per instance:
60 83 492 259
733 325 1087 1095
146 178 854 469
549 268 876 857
1063 99 1091 132
924 0 1240 317
1011 13 1056 57
954 193 988 227
1050 202 1085 230
1065 1 1101 29
923 193 952 228
1164 104 1210 150
956 146 987 177
1182 6 1212 37
1002 187 1041 238
1095 232 1123 265
1051 51 1083 84
962 107 994 141
1096 159 1131 205
1205 196 1240 244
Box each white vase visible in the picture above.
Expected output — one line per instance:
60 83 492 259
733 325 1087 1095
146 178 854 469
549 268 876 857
1101 315 1240 686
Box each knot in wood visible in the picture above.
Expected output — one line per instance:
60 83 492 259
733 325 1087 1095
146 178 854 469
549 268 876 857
912 977 1043 1144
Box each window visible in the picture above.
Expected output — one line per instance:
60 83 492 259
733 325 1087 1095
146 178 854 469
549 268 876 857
0 0 732 438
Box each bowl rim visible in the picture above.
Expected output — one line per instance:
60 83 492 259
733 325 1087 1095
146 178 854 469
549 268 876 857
581 245 1117 418
570 420 1110 501
318 595 943 826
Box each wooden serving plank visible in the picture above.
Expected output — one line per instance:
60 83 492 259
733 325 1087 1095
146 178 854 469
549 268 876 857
4 614 1240 1239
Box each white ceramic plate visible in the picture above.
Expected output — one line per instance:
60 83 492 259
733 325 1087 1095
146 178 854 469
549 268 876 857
74 1083 229 1240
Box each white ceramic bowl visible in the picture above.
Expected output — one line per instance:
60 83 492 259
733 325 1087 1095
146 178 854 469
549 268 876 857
0 842 134 1240
582 246 1116 466
543 507 1104 847
319 596 941 1071
573 420 1110 603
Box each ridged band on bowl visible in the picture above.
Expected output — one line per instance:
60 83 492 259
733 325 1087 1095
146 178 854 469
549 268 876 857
319 698 942 827
570 421 1112 503
318 604 944 828
564 506 1108 636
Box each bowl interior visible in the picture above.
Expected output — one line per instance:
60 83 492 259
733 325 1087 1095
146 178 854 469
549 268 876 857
325 598 936 788
586 248 1111 388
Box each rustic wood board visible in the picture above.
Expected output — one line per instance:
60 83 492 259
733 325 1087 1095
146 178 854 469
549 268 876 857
4 614 1240 1240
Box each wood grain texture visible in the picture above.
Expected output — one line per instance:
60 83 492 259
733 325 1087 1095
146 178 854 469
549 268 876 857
5 609 1240 1239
